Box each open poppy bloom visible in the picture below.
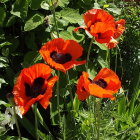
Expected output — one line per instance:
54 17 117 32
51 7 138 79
106 19 126 49
12 63 58 115
74 9 116 44
76 68 121 101
39 38 86 73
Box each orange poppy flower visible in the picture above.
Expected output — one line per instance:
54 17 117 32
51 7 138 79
12 63 58 115
39 38 86 73
106 19 126 49
74 9 116 43
76 68 121 101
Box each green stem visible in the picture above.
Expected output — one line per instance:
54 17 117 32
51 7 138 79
63 104 66 140
50 0 59 38
57 71 61 123
115 47 118 73
96 99 101 140
117 45 123 81
66 71 73 107
86 38 94 71
13 105 22 140
34 103 39 140
106 48 110 68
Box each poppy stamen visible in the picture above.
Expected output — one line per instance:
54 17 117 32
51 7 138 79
50 51 72 64
25 77 46 98
92 79 107 88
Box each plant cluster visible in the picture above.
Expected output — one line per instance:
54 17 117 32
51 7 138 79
0 0 139 140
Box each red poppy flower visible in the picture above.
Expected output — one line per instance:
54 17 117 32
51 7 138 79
39 38 86 73
12 63 58 115
74 9 116 43
106 19 126 49
76 68 121 101
114 19 126 39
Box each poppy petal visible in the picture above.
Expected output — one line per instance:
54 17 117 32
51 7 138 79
76 72 90 101
39 38 85 72
19 94 43 115
62 40 84 60
106 38 118 49
93 68 121 92
89 83 115 99
63 60 86 71
39 76 58 109
13 63 56 115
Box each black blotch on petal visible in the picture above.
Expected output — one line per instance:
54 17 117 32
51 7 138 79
50 51 72 64
25 77 46 98
92 79 107 88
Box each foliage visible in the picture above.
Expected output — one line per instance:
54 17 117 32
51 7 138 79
0 0 139 139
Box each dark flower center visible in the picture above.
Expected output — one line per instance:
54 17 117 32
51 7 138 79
50 51 72 64
25 77 46 98
115 24 118 29
97 33 103 38
91 79 107 88
94 19 101 23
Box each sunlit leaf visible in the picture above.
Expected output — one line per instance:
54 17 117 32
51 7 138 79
11 0 29 19
60 26 84 42
24 13 44 31
41 1 50 10
94 41 108 50
58 0 69 8
0 42 12 48
60 8 82 23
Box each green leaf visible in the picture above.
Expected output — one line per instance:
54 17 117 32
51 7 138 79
0 136 29 140
0 0 9 3
25 32 38 50
118 96 126 115
0 100 11 107
0 63 8 68
0 56 9 63
73 95 80 111
0 78 6 88
24 13 44 31
0 5 6 26
22 51 42 68
6 37 19 53
87 62 97 79
18 117 35 139
58 0 69 8
94 41 107 50
11 0 29 19
30 0 44 10
60 8 82 23
5 67 15 86
97 56 109 68
5 16 17 27
60 26 84 42
107 8 121 15
2 47 9 56
0 42 12 48
40 1 50 10
134 103 140 116
38 130 52 140
93 2 100 9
